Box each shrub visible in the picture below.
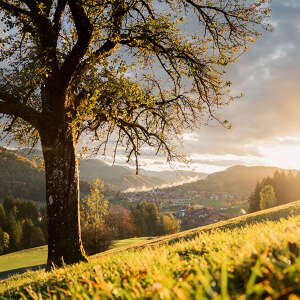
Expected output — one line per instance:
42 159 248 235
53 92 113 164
105 206 137 239
159 214 181 235
0 229 10 254
81 222 115 255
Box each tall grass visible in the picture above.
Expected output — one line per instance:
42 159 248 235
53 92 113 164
1 214 300 299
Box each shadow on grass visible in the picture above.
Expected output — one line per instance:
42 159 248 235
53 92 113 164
0 264 46 280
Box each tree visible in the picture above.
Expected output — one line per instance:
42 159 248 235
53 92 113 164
80 178 111 254
159 214 180 235
80 178 108 225
260 185 277 210
3 195 16 216
0 204 6 229
248 182 262 213
21 218 46 248
6 213 22 250
105 206 137 239
0 228 10 254
15 198 39 223
0 0 270 269
132 201 161 236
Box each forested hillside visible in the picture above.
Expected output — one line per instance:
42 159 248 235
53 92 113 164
175 165 293 198
6 148 202 192
0 148 91 202
0 148 45 202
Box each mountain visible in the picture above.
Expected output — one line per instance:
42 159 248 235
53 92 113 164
3 147 292 200
139 169 207 182
79 159 205 191
79 159 163 191
2 148 204 196
0 147 45 201
178 165 295 197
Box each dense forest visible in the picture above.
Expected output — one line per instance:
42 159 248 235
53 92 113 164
0 196 46 255
248 171 300 212
0 187 180 255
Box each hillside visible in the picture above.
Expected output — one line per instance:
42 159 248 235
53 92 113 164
1 148 298 200
7 148 204 192
0 237 154 280
176 165 293 198
79 159 163 191
0 148 45 202
0 148 91 201
1 201 300 298
79 160 205 191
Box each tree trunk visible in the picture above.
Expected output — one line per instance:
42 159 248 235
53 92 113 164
41 125 87 270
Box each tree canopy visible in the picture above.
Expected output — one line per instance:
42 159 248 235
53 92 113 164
0 0 270 166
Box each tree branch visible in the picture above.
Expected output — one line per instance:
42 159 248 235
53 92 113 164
60 0 93 89
0 90 42 129
53 0 68 34
0 1 31 17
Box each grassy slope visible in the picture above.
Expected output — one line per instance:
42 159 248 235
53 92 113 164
0 237 153 275
1 201 300 299
0 246 47 273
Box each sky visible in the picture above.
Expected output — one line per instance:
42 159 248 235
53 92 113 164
2 1 300 174
104 0 300 173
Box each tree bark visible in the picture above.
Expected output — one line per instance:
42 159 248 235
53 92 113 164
41 125 87 270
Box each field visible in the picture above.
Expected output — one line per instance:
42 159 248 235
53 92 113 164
1 201 300 299
0 237 154 280
0 246 47 275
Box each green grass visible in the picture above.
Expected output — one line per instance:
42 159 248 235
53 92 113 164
0 237 155 277
1 201 300 299
112 237 155 249
0 246 47 273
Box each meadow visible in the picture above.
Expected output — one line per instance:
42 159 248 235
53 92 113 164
1 201 300 299
0 237 154 280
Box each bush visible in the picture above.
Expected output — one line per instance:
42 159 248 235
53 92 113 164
81 222 115 255
0 227 10 254
159 214 181 235
105 206 137 239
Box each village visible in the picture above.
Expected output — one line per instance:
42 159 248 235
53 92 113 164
121 185 247 230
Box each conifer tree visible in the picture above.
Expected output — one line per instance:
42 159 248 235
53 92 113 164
248 182 262 213
0 204 6 229
6 213 22 250
260 185 277 210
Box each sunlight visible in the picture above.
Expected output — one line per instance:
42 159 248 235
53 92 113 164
259 143 300 170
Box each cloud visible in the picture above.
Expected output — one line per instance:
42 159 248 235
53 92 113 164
178 0 300 164
81 0 300 173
